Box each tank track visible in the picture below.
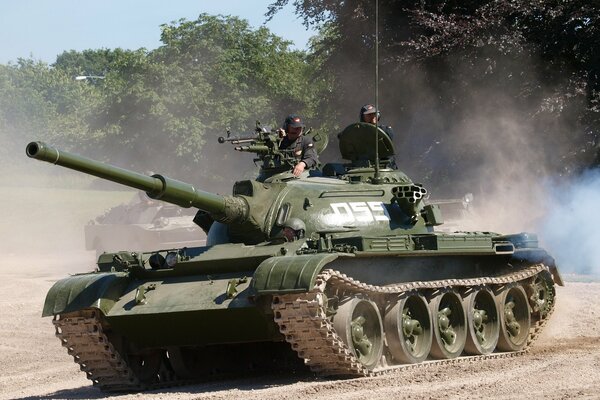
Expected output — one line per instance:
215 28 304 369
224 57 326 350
53 264 554 391
272 263 554 377
53 310 181 391
54 310 142 391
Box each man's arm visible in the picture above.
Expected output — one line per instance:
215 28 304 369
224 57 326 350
300 136 319 169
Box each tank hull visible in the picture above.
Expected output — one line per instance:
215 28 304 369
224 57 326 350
45 232 560 391
105 271 279 347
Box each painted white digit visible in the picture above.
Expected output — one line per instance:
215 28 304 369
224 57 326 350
368 201 390 221
350 202 374 222
329 202 355 224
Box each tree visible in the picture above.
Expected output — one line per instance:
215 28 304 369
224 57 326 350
269 0 600 194
0 59 102 169
54 48 129 78
63 15 321 186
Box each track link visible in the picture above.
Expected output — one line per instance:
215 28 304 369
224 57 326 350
272 264 554 377
53 310 143 391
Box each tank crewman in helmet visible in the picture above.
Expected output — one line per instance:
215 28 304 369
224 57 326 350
359 104 397 169
282 218 306 241
277 114 319 177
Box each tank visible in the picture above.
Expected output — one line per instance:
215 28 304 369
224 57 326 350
26 123 562 391
84 193 205 256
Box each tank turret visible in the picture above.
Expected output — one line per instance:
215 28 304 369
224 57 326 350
26 129 440 245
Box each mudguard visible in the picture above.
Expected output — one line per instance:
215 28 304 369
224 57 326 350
252 253 341 295
42 273 129 316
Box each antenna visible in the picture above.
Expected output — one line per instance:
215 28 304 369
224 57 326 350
373 0 381 182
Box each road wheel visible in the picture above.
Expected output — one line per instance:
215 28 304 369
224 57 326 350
497 284 531 351
429 290 467 359
384 292 432 364
332 297 384 370
463 287 499 355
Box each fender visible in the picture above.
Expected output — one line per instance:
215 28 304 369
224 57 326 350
252 253 344 295
42 273 129 317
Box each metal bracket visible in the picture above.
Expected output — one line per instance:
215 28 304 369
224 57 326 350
134 283 157 305
225 277 248 299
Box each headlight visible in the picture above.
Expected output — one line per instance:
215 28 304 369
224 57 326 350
148 253 165 270
165 252 179 267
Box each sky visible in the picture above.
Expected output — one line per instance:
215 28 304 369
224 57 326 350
0 1 316 64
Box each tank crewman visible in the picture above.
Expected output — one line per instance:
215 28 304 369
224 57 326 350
277 114 319 176
360 104 395 139
282 218 306 241
359 104 397 168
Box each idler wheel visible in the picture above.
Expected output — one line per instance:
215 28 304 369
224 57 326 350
497 284 531 351
429 290 467 359
126 349 163 383
384 292 432 364
167 347 209 379
463 287 499 355
332 297 384 370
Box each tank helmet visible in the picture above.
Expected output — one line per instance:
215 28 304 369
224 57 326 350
360 104 381 122
283 217 306 240
283 114 305 132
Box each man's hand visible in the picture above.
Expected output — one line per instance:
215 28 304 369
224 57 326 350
293 161 306 176
277 128 286 138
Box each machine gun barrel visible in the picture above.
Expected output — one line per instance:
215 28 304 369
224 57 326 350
26 142 248 223
234 145 270 154
217 136 256 145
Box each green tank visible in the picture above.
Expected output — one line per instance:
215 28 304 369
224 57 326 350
26 122 562 391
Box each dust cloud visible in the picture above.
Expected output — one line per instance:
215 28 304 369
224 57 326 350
0 127 241 273
437 106 552 235
0 136 131 273
537 169 600 274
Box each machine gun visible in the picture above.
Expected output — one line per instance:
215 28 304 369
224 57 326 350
218 121 322 181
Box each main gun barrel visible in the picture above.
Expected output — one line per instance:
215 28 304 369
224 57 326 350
26 142 248 223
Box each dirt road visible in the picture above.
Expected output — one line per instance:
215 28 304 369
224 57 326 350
1 254 599 400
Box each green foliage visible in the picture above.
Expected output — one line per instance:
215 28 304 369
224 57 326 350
54 48 128 77
155 14 315 128
0 59 102 168
1 14 322 186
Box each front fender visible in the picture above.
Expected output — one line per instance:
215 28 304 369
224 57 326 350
42 273 129 317
252 253 340 295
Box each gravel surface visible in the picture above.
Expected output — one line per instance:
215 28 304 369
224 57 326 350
2 253 599 400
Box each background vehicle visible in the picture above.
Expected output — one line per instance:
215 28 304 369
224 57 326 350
84 193 205 255
428 193 474 231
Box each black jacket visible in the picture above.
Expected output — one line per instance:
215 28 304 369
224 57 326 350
279 135 319 169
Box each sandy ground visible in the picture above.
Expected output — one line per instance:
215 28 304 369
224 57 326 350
1 252 599 400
